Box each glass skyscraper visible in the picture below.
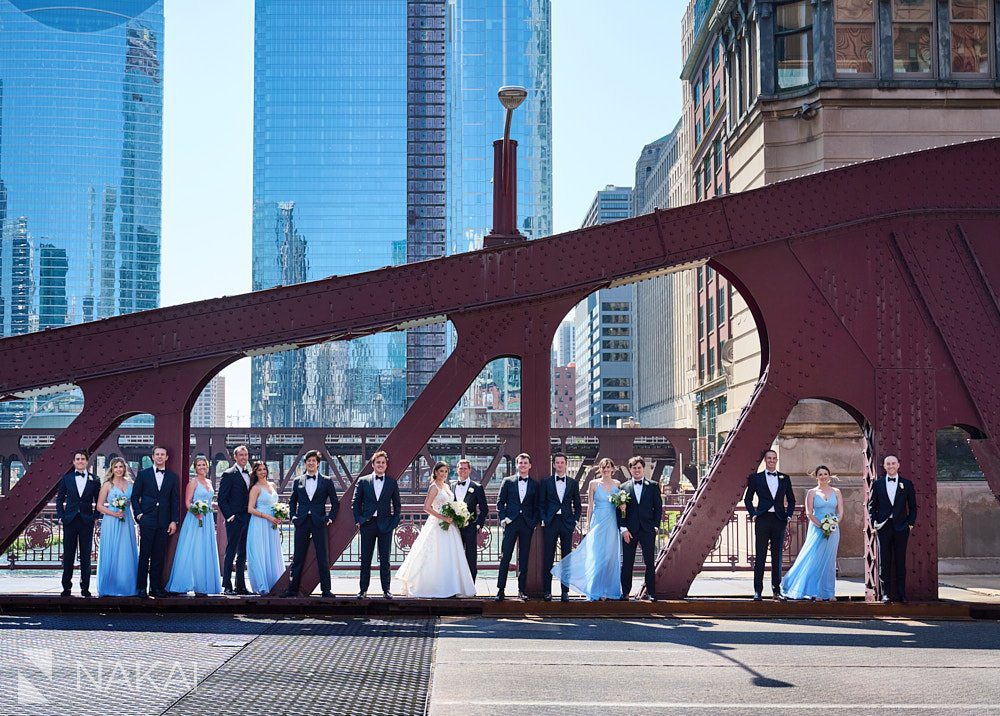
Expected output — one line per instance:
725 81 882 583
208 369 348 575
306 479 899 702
252 0 551 428
0 1 163 428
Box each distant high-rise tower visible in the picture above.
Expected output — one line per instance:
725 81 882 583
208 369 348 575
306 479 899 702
252 0 552 428
0 1 163 428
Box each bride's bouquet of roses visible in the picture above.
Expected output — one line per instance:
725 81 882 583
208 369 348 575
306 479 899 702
188 500 211 527
109 495 128 520
440 501 471 531
820 514 839 539
271 502 290 530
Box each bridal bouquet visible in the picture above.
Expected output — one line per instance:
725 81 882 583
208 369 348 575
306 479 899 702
188 500 211 527
610 491 631 515
110 495 128 520
820 514 839 539
271 502 290 530
440 501 471 531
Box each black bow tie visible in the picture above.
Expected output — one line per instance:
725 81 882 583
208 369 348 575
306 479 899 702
75 472 85 478
155 470 164 476
305 475 317 481
518 477 528 482
556 476 566 482
887 477 897 482
766 472 777 477
458 481 468 487
374 476 384 481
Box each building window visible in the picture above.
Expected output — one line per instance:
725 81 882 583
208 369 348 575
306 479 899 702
707 346 715 379
695 120 702 146
775 1 814 89
699 353 706 381
834 0 876 75
713 138 723 175
707 296 715 332
698 304 705 339
713 81 721 110
717 284 726 324
694 80 701 106
892 0 934 76
695 170 702 200
951 0 992 75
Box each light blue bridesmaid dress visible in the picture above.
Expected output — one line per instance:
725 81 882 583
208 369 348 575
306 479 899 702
781 490 840 600
96 482 138 596
551 482 623 600
166 480 222 595
246 485 285 594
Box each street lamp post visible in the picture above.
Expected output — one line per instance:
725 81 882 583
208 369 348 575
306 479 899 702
484 86 528 248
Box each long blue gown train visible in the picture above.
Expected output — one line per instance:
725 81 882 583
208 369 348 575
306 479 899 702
781 490 840 600
551 482 623 600
166 480 222 595
97 483 138 596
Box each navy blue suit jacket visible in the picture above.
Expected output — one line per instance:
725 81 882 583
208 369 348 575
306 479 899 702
131 467 180 528
288 474 340 527
351 474 402 533
744 471 796 520
867 475 917 532
54 470 100 526
539 475 582 530
616 478 663 536
217 465 251 522
496 476 539 528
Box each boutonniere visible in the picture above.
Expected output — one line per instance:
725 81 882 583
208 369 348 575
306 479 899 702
778 474 787 480
899 484 904 491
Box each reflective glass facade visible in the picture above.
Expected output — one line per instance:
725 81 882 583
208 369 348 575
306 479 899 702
0 1 163 428
252 0 552 428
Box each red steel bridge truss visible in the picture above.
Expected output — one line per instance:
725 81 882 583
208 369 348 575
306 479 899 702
0 140 998 601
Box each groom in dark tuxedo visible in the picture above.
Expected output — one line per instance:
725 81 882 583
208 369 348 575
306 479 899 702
218 444 252 595
618 456 662 601
744 448 796 601
54 450 100 597
495 452 539 601
132 446 179 598
540 452 582 602
867 454 917 603
282 450 339 598
451 458 489 581
352 450 401 599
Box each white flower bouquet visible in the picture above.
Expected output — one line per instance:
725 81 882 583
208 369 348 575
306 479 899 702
271 502 290 530
188 500 211 527
110 495 128 520
610 490 631 515
440 500 471 531
820 514 839 539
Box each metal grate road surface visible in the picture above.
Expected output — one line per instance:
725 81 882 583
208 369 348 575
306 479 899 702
163 618 435 716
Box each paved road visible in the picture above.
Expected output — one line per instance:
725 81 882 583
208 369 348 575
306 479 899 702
2 613 998 715
429 617 1000 716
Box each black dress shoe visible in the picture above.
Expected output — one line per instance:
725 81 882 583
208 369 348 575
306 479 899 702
81 590 92 598
356 592 367 600
383 591 392 600
322 591 334 599
136 589 148 599
235 588 252 596
752 593 762 601
648 594 658 602
495 592 505 602
542 594 552 602
60 590 72 597
618 596 629 601
560 594 570 603
880 596 891 604
517 592 529 600
223 588 237 596
773 593 786 601
151 589 169 598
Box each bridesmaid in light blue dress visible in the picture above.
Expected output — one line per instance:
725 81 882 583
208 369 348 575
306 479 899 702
552 457 623 601
96 458 138 596
782 465 843 601
246 462 286 595
166 457 222 596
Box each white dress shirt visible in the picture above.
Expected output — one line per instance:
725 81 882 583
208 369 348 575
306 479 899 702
455 480 469 502
305 473 318 500
633 478 644 503
517 475 528 501
238 466 250 490
154 469 165 491
74 473 87 497
886 475 899 505
555 474 567 514
373 474 385 516
765 472 779 512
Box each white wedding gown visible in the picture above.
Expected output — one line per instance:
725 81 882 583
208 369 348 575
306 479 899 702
395 483 477 598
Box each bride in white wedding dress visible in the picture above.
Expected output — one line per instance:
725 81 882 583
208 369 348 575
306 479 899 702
396 461 477 598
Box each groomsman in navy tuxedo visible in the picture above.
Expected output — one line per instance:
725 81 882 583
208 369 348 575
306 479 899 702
495 452 539 601
218 444 252 595
283 450 339 598
132 446 179 598
54 450 100 597
540 452 582 602
618 456 662 601
744 449 796 601
867 455 918 603
352 450 402 599
451 458 489 581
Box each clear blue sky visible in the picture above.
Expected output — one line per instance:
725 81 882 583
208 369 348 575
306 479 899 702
161 0 685 424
